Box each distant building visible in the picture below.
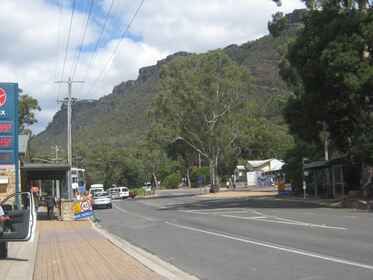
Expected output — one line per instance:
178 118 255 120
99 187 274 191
234 159 285 187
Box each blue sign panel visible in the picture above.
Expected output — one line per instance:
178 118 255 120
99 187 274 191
0 83 19 191
0 83 18 165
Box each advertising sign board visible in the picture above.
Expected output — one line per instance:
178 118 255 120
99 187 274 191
0 83 19 193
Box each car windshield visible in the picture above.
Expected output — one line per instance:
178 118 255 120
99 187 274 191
95 192 109 198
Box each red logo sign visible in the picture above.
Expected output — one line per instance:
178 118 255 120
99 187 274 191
0 123 12 133
0 88 7 107
0 136 12 148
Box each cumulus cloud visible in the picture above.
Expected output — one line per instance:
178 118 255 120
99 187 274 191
104 0 305 52
0 0 304 133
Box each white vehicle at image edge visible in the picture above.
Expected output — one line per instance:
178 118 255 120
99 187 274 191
92 191 112 209
0 192 36 259
110 187 129 200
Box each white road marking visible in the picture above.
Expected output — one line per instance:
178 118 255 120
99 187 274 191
220 214 347 230
165 222 373 271
113 203 158 222
178 209 250 215
179 209 347 230
181 208 248 212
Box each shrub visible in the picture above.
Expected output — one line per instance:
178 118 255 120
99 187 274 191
190 167 210 187
162 173 181 189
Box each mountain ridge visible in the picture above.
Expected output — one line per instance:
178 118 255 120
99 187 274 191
30 10 304 159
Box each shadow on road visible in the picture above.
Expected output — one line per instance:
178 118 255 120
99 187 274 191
160 196 322 211
137 193 198 201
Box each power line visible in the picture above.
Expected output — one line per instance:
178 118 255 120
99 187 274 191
60 0 76 83
54 0 63 82
87 0 145 95
80 0 115 95
71 0 95 80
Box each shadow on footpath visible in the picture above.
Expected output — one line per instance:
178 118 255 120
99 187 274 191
1 257 28 262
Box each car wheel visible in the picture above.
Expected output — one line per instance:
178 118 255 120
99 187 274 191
108 203 112 209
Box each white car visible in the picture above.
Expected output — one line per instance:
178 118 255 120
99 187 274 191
92 192 112 209
110 187 129 200
143 182 152 192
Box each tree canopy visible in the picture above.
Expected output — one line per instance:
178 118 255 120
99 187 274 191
150 50 252 188
283 7 373 162
19 94 41 133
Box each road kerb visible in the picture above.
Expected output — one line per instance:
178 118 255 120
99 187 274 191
91 220 199 280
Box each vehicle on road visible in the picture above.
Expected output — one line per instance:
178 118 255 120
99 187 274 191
110 187 129 200
0 192 36 258
92 191 112 209
89 184 105 197
143 182 152 193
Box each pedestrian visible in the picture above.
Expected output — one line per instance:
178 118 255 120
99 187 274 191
0 205 10 234
46 196 56 219
76 191 81 201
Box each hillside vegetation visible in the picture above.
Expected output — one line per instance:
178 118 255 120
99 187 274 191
30 10 304 186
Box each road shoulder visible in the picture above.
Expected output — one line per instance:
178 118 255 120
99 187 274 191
91 220 199 280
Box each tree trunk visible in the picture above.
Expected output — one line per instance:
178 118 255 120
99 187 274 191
209 159 216 186
152 173 159 189
215 155 220 187
209 157 219 193
186 168 191 188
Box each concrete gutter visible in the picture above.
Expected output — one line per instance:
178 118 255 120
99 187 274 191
91 220 199 280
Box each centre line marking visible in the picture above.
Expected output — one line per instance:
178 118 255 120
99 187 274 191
165 222 373 271
113 203 158 222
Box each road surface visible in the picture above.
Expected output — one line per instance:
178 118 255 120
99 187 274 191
95 191 373 280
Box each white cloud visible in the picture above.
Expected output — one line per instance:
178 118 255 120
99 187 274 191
0 0 166 133
105 0 305 53
0 0 305 134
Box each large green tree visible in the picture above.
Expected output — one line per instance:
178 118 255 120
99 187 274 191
150 51 252 189
283 7 373 162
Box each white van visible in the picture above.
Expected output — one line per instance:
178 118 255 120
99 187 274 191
110 187 129 200
89 184 104 196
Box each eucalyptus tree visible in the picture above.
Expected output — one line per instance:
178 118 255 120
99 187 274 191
150 51 252 189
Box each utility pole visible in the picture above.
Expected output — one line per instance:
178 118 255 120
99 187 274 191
52 145 60 162
55 77 83 200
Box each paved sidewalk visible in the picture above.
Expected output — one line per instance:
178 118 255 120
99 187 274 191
0 235 38 280
33 220 166 280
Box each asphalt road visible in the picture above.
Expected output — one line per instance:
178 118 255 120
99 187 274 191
95 191 373 280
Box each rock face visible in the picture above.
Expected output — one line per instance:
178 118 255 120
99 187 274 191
31 12 303 156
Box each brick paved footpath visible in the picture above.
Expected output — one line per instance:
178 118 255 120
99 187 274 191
33 220 166 280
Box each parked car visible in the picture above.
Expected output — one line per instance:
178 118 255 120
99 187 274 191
90 184 104 194
143 182 152 192
110 187 129 200
92 191 112 209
